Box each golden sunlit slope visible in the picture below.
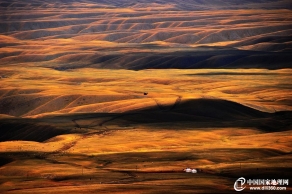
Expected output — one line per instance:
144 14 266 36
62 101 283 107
0 0 291 69
0 1 291 193
0 90 291 192
0 112 291 193
0 67 292 117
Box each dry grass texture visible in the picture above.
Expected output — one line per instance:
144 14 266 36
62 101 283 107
0 0 292 69
0 68 291 117
0 0 291 193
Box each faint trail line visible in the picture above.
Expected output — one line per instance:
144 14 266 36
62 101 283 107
100 170 138 184
72 119 81 128
58 113 139 154
52 128 114 154
169 95 182 111
53 138 79 154
23 96 60 117
98 113 139 127
63 95 82 109
151 98 165 110
151 95 182 111
124 171 138 179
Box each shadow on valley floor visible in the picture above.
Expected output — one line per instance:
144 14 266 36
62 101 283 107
0 98 291 142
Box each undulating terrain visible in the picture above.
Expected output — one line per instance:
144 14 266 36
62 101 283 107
0 0 291 193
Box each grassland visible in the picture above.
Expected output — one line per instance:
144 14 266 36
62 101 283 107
0 0 292 193
0 68 291 193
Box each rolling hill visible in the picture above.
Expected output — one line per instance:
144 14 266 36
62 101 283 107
0 0 291 69
0 1 291 193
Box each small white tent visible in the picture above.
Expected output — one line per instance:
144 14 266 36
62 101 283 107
184 168 192 172
184 168 197 173
191 169 197 173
